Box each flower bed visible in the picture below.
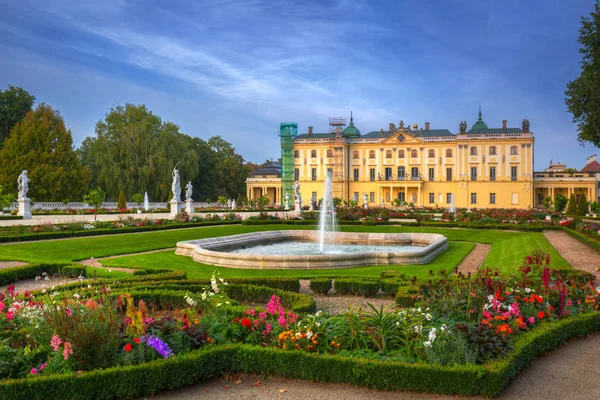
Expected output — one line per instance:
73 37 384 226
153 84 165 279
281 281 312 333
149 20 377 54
0 252 598 398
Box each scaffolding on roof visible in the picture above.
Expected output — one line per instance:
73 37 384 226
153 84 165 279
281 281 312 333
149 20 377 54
279 122 298 206
329 117 346 133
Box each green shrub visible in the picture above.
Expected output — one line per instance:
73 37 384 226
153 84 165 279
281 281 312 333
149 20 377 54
0 263 69 286
309 278 333 294
117 191 127 209
395 286 418 307
334 278 381 297
223 284 316 313
60 265 86 278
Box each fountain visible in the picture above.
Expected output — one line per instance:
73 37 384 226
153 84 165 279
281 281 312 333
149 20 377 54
448 192 456 214
176 171 448 269
318 171 338 253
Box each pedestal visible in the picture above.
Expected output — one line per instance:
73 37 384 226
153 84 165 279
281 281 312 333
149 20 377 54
284 201 290 211
309 202 314 211
363 203 368 209
294 200 301 212
170 200 182 217
185 199 193 215
17 198 32 219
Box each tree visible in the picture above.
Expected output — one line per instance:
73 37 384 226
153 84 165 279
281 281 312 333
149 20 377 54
0 104 90 201
565 1 600 147
0 85 35 147
576 194 589 215
554 194 568 212
0 185 15 212
132 193 144 209
83 187 106 220
566 194 578 215
117 191 127 209
543 197 553 210
208 135 250 198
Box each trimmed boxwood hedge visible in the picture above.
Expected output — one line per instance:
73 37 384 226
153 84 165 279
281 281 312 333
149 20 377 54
1 313 597 399
563 227 600 254
334 278 381 297
0 263 70 285
310 278 333 294
223 284 315 313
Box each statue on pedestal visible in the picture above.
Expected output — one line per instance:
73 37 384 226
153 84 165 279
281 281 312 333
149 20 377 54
293 181 302 204
459 121 467 133
171 163 181 202
185 182 193 201
17 170 29 199
231 199 236 209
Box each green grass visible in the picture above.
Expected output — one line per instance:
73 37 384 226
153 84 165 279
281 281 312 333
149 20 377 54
85 266 130 279
0 224 571 277
102 242 475 279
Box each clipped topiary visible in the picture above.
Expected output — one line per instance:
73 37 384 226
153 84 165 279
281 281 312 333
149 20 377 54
117 190 127 209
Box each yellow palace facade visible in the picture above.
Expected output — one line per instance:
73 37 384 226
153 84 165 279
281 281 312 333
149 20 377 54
247 111 598 209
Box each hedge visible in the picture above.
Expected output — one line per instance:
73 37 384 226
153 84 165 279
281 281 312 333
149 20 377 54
310 278 333 294
395 285 419 307
222 284 316 313
0 221 241 243
334 278 381 297
563 227 600 254
1 313 598 399
0 215 23 220
0 263 70 285
60 265 87 278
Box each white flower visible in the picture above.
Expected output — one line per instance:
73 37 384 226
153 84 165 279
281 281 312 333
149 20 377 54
44 276 49 281
201 291 207 301
525 288 532 294
295 332 302 339
87 285 92 289
316 311 323 317
487 294 494 301
306 331 313 340
423 340 432 348
208 292 214 297
316 322 321 327
73 293 80 299
428 327 437 342
185 296 197 307
216 303 222 307
396 321 400 327
425 313 432 321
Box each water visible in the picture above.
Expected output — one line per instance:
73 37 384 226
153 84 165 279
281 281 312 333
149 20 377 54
318 171 339 253
230 241 424 256
144 192 149 211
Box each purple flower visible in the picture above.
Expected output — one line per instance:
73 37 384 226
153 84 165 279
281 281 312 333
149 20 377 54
144 335 173 358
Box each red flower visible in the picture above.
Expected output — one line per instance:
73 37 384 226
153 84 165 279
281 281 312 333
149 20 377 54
537 311 545 319
133 337 141 344
124 343 132 352
240 317 252 329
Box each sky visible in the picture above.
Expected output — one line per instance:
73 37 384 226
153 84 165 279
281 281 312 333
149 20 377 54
0 0 598 169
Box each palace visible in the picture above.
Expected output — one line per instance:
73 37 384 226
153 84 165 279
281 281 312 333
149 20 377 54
246 111 599 209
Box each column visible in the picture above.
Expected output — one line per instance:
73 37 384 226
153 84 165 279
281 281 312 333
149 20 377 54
404 186 408 203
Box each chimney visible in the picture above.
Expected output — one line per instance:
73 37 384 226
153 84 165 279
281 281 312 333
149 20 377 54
389 123 396 132
308 126 313 135
425 122 430 131
502 120 507 129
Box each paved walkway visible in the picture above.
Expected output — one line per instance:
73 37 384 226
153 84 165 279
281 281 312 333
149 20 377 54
151 332 600 400
455 243 491 275
543 231 600 279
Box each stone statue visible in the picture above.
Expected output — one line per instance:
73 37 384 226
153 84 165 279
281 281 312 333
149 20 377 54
459 121 467 133
284 192 290 210
17 170 29 199
399 120 404 129
363 192 368 204
294 181 301 203
171 164 181 202
185 182 193 201
231 199 236 209
522 118 530 133
411 192 417 203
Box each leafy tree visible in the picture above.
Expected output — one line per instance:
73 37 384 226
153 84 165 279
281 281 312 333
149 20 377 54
0 185 15 211
554 194 568 212
217 196 227 206
543 197 553 210
83 187 106 220
565 1 600 146
590 201 600 213
132 193 144 209
208 135 250 198
0 85 35 147
566 194 578 215
0 104 90 201
256 195 269 210
576 194 589 215
117 190 127 209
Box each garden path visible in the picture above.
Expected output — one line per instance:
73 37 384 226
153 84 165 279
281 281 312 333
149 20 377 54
150 332 600 400
455 243 491 275
0 261 28 269
543 231 600 279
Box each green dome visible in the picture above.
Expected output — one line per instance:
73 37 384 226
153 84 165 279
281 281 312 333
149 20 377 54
343 112 361 138
470 106 488 130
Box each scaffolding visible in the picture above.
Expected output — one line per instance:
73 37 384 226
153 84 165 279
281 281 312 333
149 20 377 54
279 122 298 206
328 117 346 133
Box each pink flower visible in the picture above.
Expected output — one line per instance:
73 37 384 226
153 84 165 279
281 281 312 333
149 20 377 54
145 317 153 324
66 309 72 316
265 323 272 334
567 299 573 307
528 317 535 324
258 312 267 321
0 301 4 312
63 342 73 360
277 315 287 328
482 311 491 319
40 363 47 371
30 368 38 375
51 335 62 352
5 311 14 320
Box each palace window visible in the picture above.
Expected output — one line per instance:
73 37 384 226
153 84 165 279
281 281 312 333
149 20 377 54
398 150 405 158
471 193 477 204
385 150 392 159
446 167 452 182
490 166 496 181
471 166 477 181
428 149 435 158
326 149 333 158
369 150 376 159
353 192 359 202
446 149 453 157
353 168 359 181
489 146 496 155
428 168 434 182
352 150 359 159
294 150 299 158
294 168 299 181
511 166 518 181
411 149 418 158
311 150 317 158
369 168 375 181
385 167 392 180
311 168 317 181
398 166 405 180
411 167 419 180
370 192 375 203
398 192 406 203
470 146 478 156
490 193 496 204
446 193 452 204
429 193 434 203
510 146 518 155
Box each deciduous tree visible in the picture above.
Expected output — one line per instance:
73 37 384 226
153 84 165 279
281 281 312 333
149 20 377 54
0 85 35 147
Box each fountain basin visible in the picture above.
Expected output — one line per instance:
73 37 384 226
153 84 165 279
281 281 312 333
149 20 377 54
176 230 448 269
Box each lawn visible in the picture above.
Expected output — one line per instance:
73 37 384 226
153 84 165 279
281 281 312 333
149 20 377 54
0 224 571 276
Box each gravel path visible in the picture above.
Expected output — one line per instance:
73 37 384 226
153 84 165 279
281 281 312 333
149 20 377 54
148 332 600 400
0 261 28 269
0 277 79 293
543 231 600 279
455 243 491 275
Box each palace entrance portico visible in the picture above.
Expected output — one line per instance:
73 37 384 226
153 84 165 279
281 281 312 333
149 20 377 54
377 181 424 206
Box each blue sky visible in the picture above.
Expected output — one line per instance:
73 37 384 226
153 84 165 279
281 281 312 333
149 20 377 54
0 0 597 169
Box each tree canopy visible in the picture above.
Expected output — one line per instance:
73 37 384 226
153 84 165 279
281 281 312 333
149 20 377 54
565 1 600 147
0 85 35 147
0 104 90 201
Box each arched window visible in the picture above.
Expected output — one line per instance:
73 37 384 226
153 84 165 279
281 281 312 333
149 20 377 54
411 149 418 158
428 149 435 158
446 149 452 158
398 150 405 158
294 150 299 158
369 150 376 159
326 149 333 158
311 150 317 158
489 146 496 155
385 150 392 159
510 146 518 155
470 146 478 156
352 150 359 159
